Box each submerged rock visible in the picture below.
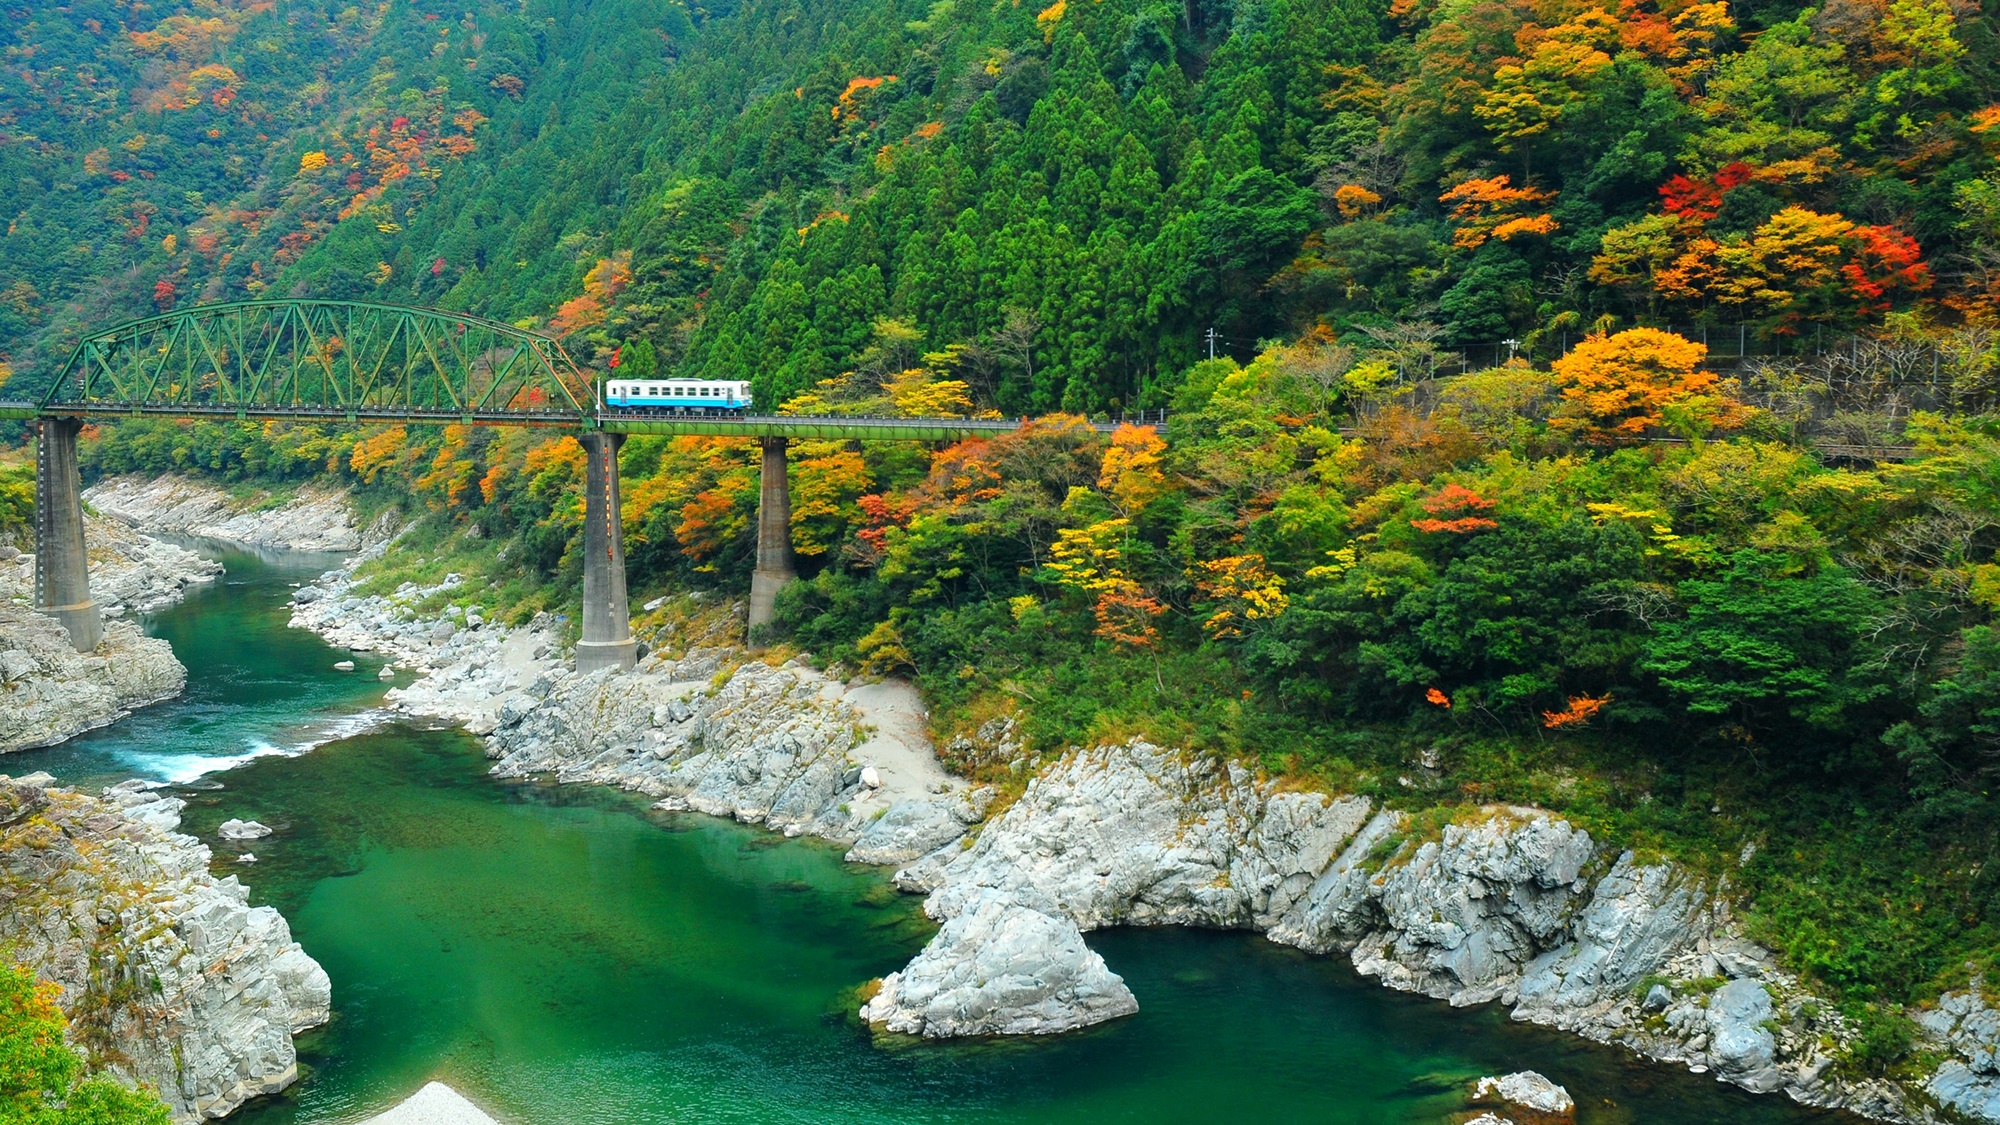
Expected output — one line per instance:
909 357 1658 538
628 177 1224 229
0 776 329 1122
361 1081 501 1125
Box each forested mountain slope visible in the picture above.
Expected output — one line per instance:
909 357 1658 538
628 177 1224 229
5 0 1998 406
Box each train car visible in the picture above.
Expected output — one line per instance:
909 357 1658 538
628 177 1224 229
604 378 754 413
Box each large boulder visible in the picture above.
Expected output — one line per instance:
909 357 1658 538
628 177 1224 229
860 887 1137 1037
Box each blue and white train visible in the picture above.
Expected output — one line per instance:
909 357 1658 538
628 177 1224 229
603 378 754 413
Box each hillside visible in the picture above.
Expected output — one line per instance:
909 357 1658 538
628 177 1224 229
5 0 1998 400
8 0 2000 1097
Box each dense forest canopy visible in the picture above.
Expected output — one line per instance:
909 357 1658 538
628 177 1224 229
8 0 2000 1079
3 0 1997 404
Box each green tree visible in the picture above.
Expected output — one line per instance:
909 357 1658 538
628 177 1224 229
1641 551 1886 731
0 959 172 1125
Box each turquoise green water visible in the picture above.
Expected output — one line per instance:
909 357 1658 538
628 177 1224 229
11 545 1860 1125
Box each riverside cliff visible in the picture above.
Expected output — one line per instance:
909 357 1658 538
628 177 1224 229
85 474 380 554
0 514 218 753
0 773 331 1122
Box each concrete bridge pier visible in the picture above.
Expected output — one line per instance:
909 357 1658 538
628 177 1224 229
35 418 101 653
575 432 637 674
747 436 796 633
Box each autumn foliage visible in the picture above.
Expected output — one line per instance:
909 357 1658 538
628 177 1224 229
1439 176 1559 250
1410 483 1499 533
1550 328 1748 442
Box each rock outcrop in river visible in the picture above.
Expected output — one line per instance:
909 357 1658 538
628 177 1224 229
484 651 989 856
86 474 381 553
0 773 331 1122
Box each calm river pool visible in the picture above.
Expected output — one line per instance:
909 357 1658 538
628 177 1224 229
7 543 1860 1124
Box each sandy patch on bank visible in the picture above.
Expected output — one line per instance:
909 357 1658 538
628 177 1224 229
844 677 957 800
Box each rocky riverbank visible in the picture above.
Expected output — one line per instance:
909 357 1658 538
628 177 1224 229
86 474 386 553
0 515 218 754
274 548 1984 1125
0 772 331 1122
867 736 1949 1120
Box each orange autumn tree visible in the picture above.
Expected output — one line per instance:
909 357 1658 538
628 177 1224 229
1597 199 1932 329
1550 328 1749 442
549 253 632 337
1410 482 1499 533
1439 176 1558 250
348 425 411 483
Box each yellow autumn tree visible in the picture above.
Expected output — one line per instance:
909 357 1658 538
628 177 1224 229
1045 517 1164 646
789 442 873 556
884 368 973 417
1096 424 1169 515
1195 554 1289 638
348 425 409 482
1550 329 1749 443
1474 9 1619 151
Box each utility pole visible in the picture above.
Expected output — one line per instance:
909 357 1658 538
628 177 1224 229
1206 327 1217 361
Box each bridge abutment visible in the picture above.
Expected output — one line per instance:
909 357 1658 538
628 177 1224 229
747 436 796 635
575 432 636 675
35 418 101 653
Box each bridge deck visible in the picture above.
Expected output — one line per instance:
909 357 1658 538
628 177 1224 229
0 399 1916 459
0 400 1152 440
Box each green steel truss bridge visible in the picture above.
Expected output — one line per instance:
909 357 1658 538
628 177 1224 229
6 299 1164 668
0 299 1147 441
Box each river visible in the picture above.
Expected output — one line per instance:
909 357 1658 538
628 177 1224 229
7 542 1859 1124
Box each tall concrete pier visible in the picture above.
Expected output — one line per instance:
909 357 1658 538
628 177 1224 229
34 418 101 653
575 431 636 674
747 436 796 633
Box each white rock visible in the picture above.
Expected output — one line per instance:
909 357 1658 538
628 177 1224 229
361 1081 500 1125
83 474 371 553
860 765 882 789
334 660 356 671
219 818 274 840
860 887 1137 1036
0 607 186 755
1473 1071 1574 1118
